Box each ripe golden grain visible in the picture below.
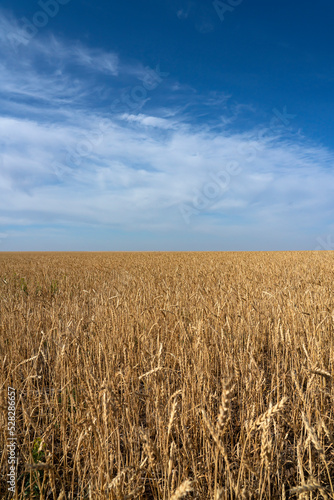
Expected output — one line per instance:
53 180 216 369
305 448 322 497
1 251 334 499
290 478 329 499
254 397 288 429
169 479 193 500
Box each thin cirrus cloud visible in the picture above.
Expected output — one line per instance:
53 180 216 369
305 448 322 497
0 8 333 250
0 9 119 76
0 10 119 113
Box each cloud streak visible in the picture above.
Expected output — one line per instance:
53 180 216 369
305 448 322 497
1 110 333 232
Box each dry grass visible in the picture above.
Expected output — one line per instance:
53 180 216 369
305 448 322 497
0 251 334 499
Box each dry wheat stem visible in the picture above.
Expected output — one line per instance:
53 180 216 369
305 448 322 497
301 412 324 456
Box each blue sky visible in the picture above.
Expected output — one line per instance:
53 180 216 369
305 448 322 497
0 0 333 250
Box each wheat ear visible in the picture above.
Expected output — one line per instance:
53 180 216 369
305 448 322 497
170 479 193 500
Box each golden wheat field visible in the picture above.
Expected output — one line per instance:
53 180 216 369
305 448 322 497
1 251 334 500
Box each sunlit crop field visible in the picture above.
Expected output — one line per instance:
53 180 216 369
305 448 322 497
1 251 334 499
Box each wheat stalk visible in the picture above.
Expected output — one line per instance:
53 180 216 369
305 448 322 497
301 413 324 456
308 368 332 381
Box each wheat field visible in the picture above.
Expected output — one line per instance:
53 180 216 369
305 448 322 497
1 251 334 499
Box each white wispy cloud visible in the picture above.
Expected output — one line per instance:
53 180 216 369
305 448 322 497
0 9 119 94
121 113 176 129
1 109 333 233
0 9 119 74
